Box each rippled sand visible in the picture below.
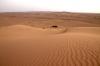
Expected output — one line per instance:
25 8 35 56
0 25 100 66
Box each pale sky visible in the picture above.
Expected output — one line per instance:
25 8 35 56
0 0 100 13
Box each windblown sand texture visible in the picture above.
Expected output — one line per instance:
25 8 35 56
0 12 100 66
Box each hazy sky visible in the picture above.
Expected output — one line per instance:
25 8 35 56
0 0 100 13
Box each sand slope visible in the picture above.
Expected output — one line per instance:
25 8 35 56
0 25 100 66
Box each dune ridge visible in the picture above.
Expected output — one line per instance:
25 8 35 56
0 25 100 35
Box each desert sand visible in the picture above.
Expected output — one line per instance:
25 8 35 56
0 12 100 66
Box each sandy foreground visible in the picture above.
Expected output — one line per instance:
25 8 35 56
0 12 100 66
0 25 100 66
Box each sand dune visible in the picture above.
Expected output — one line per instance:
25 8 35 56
0 25 100 66
0 12 100 27
0 12 100 66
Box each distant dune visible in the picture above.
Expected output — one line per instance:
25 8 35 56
0 12 100 27
0 12 100 66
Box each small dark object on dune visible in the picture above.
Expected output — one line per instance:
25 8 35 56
51 25 58 28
